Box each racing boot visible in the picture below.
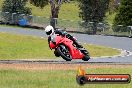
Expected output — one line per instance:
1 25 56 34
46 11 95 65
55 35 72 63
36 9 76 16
74 40 83 48
66 34 83 48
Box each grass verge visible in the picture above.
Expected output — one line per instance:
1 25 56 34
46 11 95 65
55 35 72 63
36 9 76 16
0 0 114 23
0 67 131 88
0 32 120 59
0 0 80 21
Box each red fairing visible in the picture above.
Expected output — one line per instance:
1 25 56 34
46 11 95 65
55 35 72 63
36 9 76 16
48 34 86 60
57 36 84 59
64 42 84 59
72 48 84 59
49 42 56 49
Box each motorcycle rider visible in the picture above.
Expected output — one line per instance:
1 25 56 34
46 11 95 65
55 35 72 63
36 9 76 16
45 25 83 48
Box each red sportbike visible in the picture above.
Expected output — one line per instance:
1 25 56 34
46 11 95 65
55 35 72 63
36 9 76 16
48 34 90 61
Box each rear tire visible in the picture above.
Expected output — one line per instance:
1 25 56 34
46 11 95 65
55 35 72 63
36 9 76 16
57 45 72 61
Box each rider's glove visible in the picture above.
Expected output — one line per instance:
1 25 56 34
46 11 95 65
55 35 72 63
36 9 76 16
62 31 67 37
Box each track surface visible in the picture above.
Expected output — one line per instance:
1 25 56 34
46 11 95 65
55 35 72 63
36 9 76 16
0 27 132 63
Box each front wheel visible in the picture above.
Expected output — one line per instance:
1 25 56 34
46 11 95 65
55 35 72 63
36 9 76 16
57 45 72 61
82 51 90 61
54 50 60 57
80 49 90 61
82 55 90 61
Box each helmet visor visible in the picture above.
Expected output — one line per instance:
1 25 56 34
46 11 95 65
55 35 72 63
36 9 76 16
46 30 52 35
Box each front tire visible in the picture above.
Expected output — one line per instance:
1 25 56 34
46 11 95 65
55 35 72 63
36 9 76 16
57 45 72 61
82 55 90 61
81 50 90 61
54 50 60 57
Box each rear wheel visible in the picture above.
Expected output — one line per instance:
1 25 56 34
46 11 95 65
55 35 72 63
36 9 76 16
57 45 72 61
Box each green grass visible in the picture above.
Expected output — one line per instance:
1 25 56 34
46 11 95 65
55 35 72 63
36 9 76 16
0 32 56 59
0 0 113 23
0 0 80 21
0 0 119 33
26 1 80 21
0 0 3 10
105 12 116 25
0 67 131 88
0 32 120 59
84 44 120 57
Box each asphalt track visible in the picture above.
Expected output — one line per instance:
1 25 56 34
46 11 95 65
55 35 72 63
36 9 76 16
0 27 132 64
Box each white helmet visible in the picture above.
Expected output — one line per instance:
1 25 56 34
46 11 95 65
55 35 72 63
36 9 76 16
45 25 54 35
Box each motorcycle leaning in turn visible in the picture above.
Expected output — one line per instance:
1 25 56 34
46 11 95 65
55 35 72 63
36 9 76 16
47 33 90 61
